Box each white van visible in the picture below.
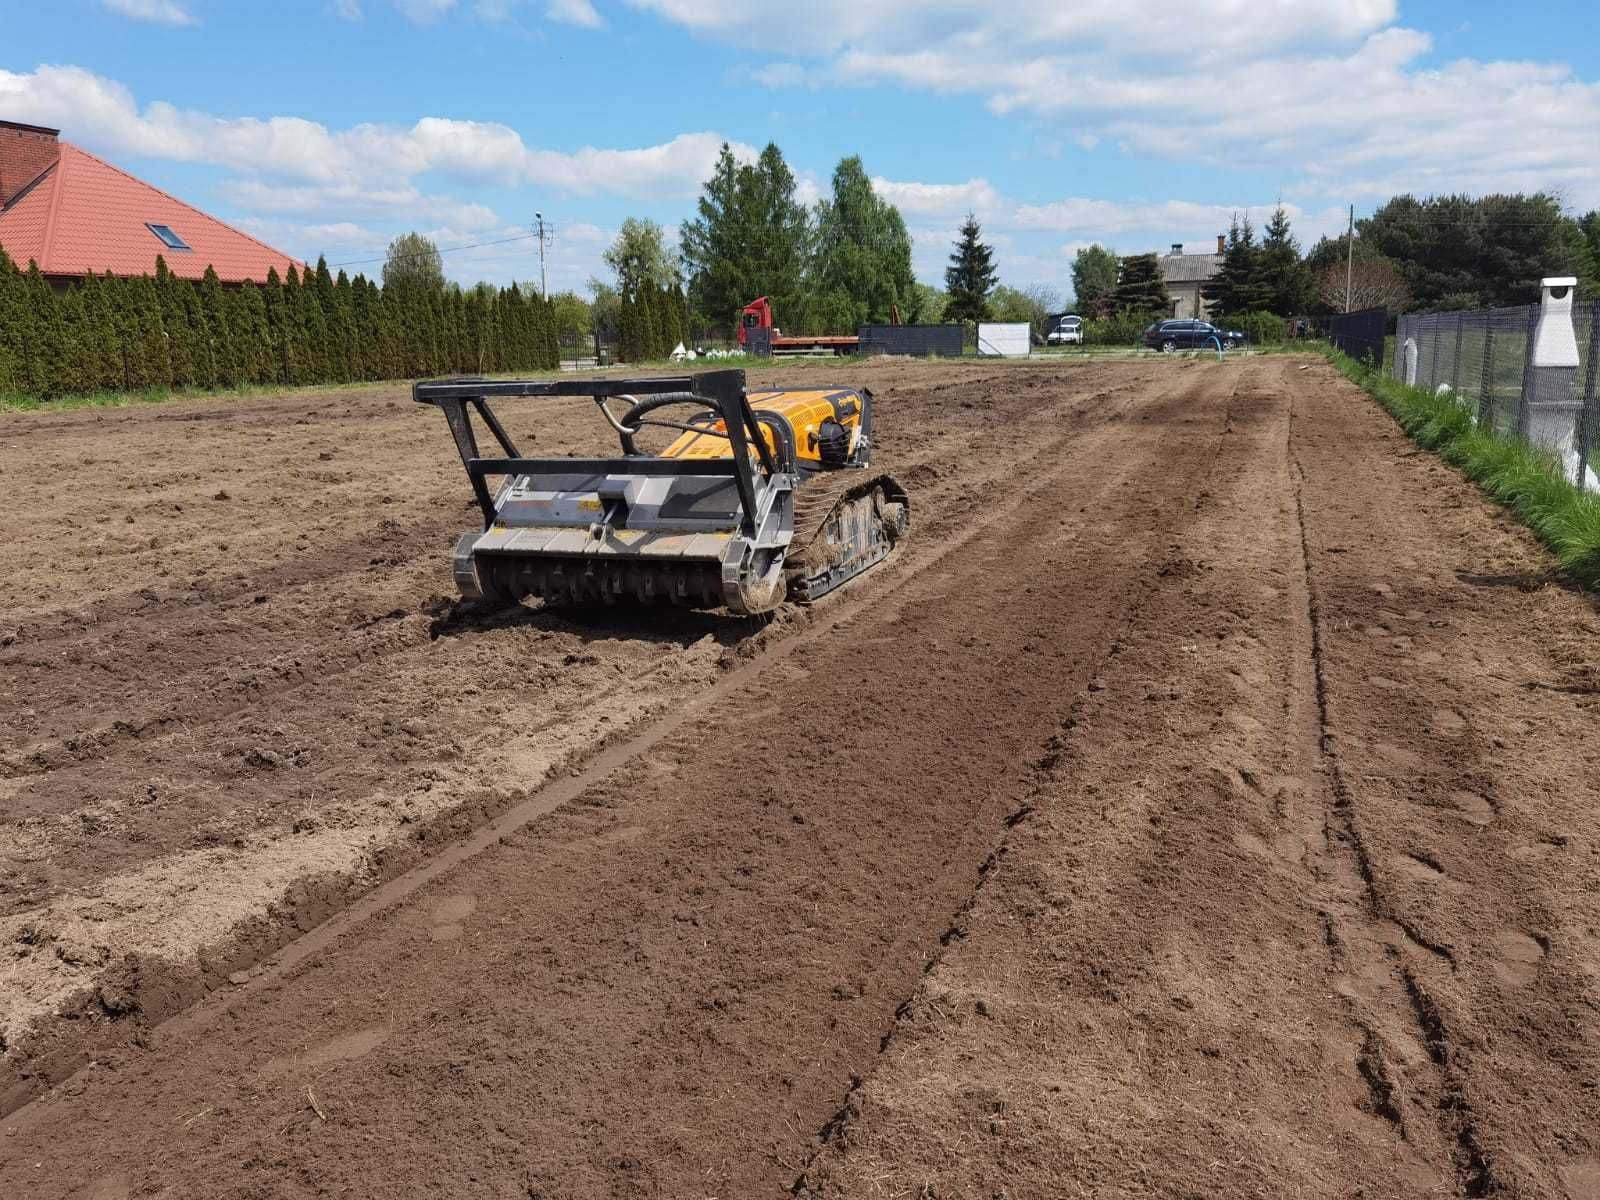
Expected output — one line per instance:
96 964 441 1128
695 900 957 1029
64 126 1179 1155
1047 314 1083 345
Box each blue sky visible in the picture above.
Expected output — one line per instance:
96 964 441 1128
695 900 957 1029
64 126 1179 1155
4 1 1598 300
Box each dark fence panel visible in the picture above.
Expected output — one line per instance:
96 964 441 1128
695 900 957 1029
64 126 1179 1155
1327 306 1387 367
745 327 773 358
857 324 964 357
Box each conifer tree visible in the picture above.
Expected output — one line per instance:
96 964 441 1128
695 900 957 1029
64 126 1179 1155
284 264 314 384
1204 214 1264 318
183 281 219 389
84 276 118 392
548 293 562 367
301 283 331 385
231 282 273 385
56 284 91 396
462 288 484 373
672 284 691 349
26 261 68 397
165 257 210 387
1112 252 1172 316
197 267 235 386
638 283 660 359
1254 205 1314 317
944 213 998 324
656 281 682 352
358 276 380 379
107 274 142 390
373 277 404 379
131 274 172 389
329 270 356 383
0 247 24 394
617 286 640 361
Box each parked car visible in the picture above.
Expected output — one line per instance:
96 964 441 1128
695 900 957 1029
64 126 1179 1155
1142 319 1243 351
1046 314 1083 345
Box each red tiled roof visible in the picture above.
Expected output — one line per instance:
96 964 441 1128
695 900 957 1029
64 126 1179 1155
0 142 303 284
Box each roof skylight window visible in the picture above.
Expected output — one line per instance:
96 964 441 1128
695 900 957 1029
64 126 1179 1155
146 223 191 251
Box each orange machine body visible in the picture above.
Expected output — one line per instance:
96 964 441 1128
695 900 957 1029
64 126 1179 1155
662 388 865 469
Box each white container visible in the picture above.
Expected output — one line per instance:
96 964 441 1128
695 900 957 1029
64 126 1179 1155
978 322 1031 357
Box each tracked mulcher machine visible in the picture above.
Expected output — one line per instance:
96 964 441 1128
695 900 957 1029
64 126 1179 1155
415 369 908 614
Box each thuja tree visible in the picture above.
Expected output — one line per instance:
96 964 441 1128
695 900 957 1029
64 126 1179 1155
0 246 561 401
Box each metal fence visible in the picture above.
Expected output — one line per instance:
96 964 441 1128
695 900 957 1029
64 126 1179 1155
1393 300 1600 487
858 324 965 357
1327 306 1387 367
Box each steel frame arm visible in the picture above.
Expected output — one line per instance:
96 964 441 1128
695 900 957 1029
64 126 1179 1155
416 370 772 534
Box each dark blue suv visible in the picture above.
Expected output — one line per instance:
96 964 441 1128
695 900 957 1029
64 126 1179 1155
1143 319 1241 351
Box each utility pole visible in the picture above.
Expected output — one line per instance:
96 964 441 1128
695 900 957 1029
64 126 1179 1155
534 211 548 299
1344 203 1355 313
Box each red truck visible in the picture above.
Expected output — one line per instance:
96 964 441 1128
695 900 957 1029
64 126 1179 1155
736 297 860 356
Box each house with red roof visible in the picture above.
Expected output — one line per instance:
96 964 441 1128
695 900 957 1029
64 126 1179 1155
0 119 303 288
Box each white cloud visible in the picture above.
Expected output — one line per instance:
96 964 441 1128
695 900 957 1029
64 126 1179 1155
627 0 1396 59
0 65 750 201
393 0 458 23
381 0 603 25
217 180 504 231
523 132 756 196
628 0 1600 209
870 176 1003 217
100 0 197 25
333 0 363 19
545 0 603 27
748 62 809 89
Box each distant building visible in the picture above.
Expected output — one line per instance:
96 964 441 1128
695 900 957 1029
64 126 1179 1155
0 119 302 288
1160 236 1225 319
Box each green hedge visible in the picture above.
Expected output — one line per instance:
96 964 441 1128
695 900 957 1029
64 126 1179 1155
1079 310 1290 347
0 247 560 402
1229 311 1288 345
1326 346 1600 588
1083 313 1151 345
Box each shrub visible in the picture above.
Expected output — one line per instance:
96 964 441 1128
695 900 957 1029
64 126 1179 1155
1229 311 1288 345
1083 312 1151 345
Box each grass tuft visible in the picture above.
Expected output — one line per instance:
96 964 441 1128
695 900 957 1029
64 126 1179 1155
1322 344 1600 591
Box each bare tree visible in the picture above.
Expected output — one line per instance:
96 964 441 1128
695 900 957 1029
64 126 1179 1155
1317 259 1410 313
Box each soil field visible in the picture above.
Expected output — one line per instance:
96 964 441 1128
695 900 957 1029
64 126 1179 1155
3 355 1599 1198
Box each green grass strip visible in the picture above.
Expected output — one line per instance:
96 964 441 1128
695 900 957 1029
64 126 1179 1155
1321 344 1600 590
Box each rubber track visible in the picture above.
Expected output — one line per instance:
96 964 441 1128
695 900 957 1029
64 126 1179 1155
786 469 907 560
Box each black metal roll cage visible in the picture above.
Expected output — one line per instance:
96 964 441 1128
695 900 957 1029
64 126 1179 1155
414 369 780 536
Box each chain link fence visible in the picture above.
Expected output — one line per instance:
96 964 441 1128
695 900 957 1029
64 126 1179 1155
1393 300 1600 487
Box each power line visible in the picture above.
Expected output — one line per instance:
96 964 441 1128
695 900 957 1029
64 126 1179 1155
329 230 541 270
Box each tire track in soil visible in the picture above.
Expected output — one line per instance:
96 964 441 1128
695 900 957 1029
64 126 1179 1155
796 359 1454 1198
791 368 1246 1192
0 365 1156 1115
0 367 1129 790
0 366 1227 1198
1286 419 1474 1183
1288 361 1600 1198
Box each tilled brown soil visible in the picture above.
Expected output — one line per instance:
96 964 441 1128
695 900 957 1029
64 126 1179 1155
4 356 1599 1198
0 357 1148 1106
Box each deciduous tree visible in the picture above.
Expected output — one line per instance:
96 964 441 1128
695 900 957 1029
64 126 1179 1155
382 232 445 295
1070 244 1119 317
1315 258 1411 313
811 155 916 330
604 217 679 294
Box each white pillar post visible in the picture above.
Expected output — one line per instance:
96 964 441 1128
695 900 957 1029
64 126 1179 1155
1521 278 1582 479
